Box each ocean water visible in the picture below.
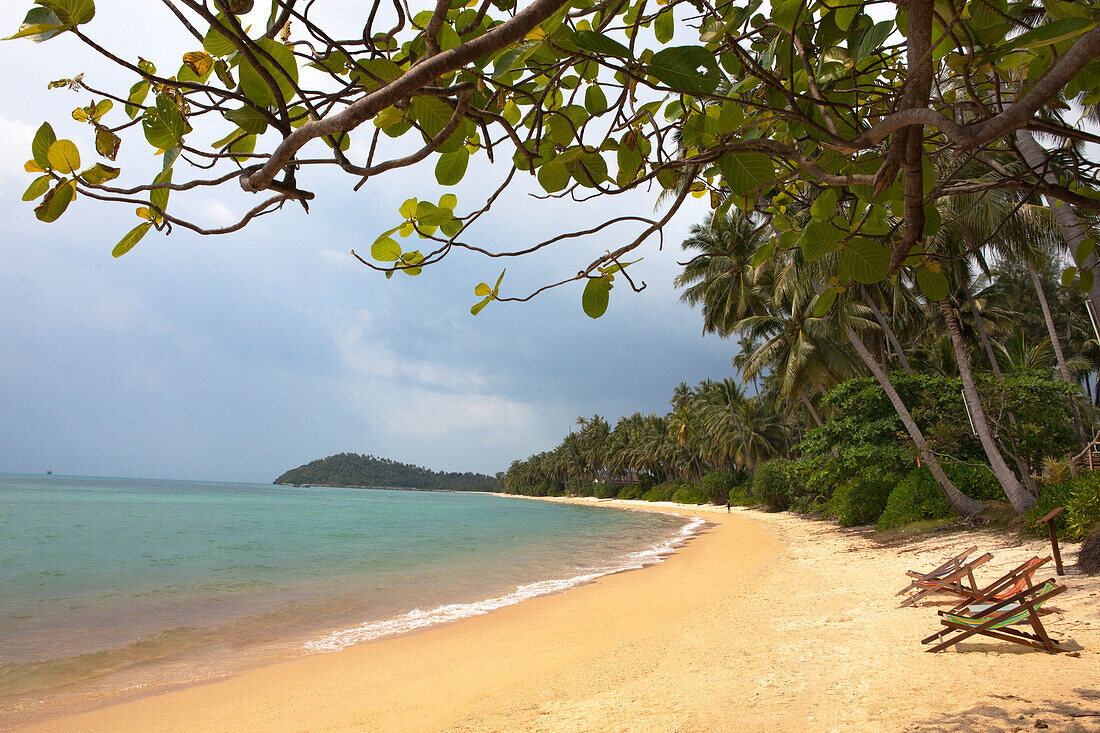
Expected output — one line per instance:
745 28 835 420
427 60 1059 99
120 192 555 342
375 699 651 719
0 474 700 724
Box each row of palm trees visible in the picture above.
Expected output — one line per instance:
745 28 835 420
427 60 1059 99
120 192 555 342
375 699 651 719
500 380 790 496
505 188 1099 513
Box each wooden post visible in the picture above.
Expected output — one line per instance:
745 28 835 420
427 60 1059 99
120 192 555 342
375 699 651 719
1036 507 1066 576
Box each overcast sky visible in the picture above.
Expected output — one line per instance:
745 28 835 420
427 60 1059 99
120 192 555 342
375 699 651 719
0 2 738 482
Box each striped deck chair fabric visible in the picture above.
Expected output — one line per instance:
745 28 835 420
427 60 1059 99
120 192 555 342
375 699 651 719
922 580 1068 653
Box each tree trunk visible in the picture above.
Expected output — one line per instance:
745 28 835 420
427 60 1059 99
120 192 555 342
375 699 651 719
939 299 1036 512
962 280 1038 492
800 393 823 426
1015 130 1100 322
863 287 915 375
963 284 1003 377
1027 263 1088 444
844 324 985 516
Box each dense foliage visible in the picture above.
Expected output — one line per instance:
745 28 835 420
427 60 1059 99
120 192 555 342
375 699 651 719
1026 472 1100 541
275 453 497 491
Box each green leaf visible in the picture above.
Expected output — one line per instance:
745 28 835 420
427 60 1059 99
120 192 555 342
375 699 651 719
1074 237 1095 267
915 266 949 301
493 41 540 80
811 287 838 317
239 37 299 107
150 167 172 212
1003 16 1093 52
439 193 458 211
7 7 64 42
31 122 56 168
840 238 890 284
203 15 237 57
228 133 256 162
493 268 506 292
799 221 841 262
410 96 453 138
810 188 839 221
538 159 570 193
224 106 270 135
834 4 858 32
719 153 773 195
34 180 75 222
654 9 675 43
215 59 235 89
47 139 80 173
143 95 186 150
35 0 95 26
470 296 492 316
570 154 608 188
112 221 152 258
751 240 775 267
648 46 722 95
126 81 150 119
582 277 611 319
572 30 632 59
399 198 418 219
584 85 607 115
354 58 403 91
855 21 894 63
22 174 52 201
1080 268 1095 294
79 163 120 184
95 128 121 160
474 282 492 296
371 237 402 262
435 149 469 186
1062 266 1079 288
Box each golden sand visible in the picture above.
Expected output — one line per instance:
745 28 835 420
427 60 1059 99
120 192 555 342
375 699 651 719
18 499 1100 732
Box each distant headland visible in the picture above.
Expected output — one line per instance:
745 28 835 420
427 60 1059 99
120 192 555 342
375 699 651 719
274 453 498 492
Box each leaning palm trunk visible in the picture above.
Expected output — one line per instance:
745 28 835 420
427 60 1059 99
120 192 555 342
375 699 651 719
843 324 985 516
862 287 915 375
939 299 1036 512
962 281 1038 492
1015 131 1100 326
1027 263 1088 444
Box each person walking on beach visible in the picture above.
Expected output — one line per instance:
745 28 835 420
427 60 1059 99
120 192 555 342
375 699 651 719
726 498 731 513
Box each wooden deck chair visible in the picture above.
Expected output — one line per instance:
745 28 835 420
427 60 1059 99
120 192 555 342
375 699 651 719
898 551 993 608
944 556 1050 612
922 580 1068 653
897 546 978 597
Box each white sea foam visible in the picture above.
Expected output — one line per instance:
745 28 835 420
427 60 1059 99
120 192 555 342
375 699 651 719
304 513 707 652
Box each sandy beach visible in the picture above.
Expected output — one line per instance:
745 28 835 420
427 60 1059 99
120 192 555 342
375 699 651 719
17 498 1100 732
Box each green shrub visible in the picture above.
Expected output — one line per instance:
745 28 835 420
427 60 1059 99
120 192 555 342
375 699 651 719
654 481 680 502
642 487 665 502
752 459 791 511
728 484 755 506
828 475 894 527
877 469 954 530
700 469 746 504
593 482 618 499
1026 472 1100 541
878 463 1017 531
617 484 643 500
672 486 708 504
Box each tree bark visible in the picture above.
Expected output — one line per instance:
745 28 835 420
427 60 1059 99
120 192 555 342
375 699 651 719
843 324 985 516
800 393 823 427
939 299 1036 512
1027 263 1088 444
962 279 1038 492
863 287 915 375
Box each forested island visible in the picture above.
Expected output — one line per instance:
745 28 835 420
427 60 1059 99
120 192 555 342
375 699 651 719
275 453 498 492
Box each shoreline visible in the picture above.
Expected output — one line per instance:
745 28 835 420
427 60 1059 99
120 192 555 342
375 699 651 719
14 499 1100 732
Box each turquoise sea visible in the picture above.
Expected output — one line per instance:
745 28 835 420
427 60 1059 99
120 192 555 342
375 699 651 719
0 474 699 725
